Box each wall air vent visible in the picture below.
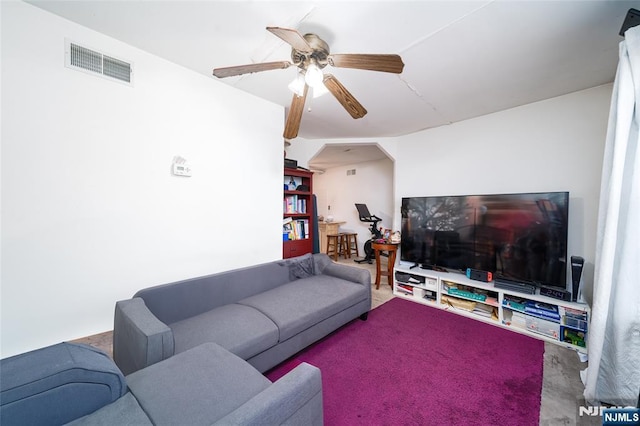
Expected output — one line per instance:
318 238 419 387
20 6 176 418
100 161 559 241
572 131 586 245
65 40 133 85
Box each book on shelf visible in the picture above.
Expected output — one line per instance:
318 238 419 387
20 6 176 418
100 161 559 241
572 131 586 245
524 310 560 322
563 307 588 321
484 296 498 306
473 303 492 315
296 219 308 239
562 316 588 332
503 297 561 320
283 221 294 240
441 294 476 312
447 287 487 302
396 284 414 296
502 296 526 312
397 283 415 294
524 301 560 321
283 195 307 214
526 301 559 313
282 218 309 240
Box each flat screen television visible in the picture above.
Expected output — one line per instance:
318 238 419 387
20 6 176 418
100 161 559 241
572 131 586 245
400 192 569 290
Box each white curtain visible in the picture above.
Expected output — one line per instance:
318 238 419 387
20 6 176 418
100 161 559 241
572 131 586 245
583 25 640 406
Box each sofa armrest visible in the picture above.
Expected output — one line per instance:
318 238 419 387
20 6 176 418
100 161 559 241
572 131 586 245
215 363 323 426
0 343 126 426
322 261 371 287
113 298 174 376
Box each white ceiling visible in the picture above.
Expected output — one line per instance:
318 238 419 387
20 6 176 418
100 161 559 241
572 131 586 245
28 0 634 167
307 143 391 171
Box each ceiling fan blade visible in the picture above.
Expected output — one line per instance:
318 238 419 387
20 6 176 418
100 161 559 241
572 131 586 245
283 84 309 140
266 27 313 54
322 74 367 119
328 54 405 74
213 61 293 78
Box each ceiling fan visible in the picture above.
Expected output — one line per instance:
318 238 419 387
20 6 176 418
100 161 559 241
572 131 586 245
212 27 405 140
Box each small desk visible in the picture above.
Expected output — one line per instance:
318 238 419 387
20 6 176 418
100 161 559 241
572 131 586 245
372 241 399 290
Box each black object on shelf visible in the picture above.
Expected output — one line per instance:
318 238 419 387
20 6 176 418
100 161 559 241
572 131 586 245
540 286 571 302
620 8 640 37
570 256 584 302
284 158 298 169
494 277 536 295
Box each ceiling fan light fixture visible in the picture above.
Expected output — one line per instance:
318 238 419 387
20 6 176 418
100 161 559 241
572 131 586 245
304 62 324 89
312 83 329 98
214 27 404 139
287 72 305 96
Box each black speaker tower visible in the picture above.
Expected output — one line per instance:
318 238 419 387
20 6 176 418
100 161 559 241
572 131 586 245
571 256 584 302
620 8 640 37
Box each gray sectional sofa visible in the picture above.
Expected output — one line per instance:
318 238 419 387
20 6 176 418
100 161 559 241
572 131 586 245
1 341 323 425
114 253 371 375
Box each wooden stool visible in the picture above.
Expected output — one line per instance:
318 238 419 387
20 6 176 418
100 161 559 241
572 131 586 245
372 241 399 290
342 233 359 258
326 234 346 261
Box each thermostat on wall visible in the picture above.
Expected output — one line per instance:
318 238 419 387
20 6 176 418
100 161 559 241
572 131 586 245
172 156 192 177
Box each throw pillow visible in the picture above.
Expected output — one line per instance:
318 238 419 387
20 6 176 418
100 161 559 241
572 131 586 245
278 253 315 280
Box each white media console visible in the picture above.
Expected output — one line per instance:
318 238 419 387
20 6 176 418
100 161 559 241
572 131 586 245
393 263 589 353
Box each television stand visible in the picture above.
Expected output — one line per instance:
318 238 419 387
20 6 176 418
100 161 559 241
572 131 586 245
393 263 589 354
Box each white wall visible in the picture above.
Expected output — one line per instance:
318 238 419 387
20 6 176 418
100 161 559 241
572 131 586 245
289 86 611 296
287 138 399 254
313 158 394 254
396 85 612 294
0 3 612 358
1 2 284 357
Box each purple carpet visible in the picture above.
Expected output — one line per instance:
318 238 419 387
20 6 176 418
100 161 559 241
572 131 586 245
266 297 544 425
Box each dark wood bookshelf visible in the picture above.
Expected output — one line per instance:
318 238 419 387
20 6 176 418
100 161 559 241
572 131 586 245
283 167 314 259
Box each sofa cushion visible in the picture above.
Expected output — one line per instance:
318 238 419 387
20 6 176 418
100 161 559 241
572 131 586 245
134 262 292 325
126 343 271 426
67 392 152 426
238 274 367 342
170 304 279 359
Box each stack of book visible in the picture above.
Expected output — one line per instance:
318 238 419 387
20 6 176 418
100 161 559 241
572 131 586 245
523 301 560 322
472 303 498 320
283 195 307 214
441 294 477 312
562 307 588 331
283 217 309 240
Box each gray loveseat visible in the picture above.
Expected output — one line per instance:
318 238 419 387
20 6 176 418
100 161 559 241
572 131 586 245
1 341 323 425
114 253 371 375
